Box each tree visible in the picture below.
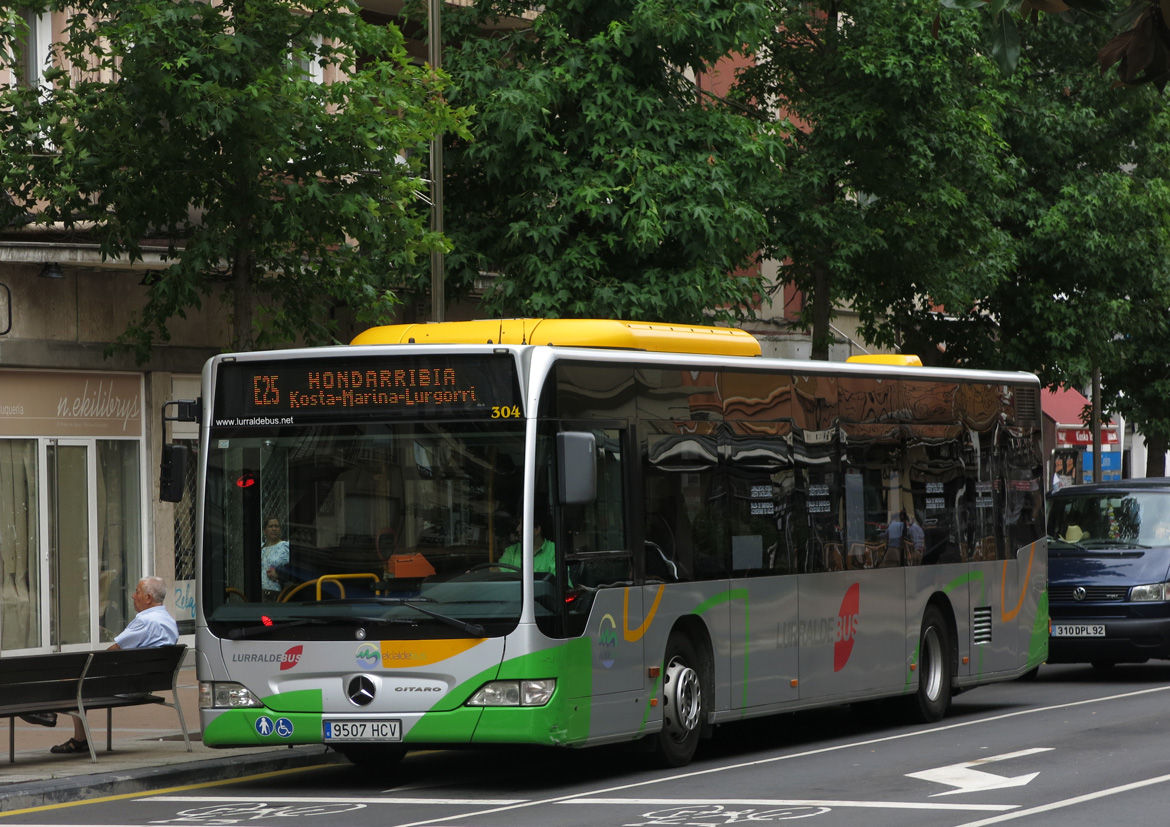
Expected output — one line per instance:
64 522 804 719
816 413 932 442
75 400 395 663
1108 304 1170 475
735 1 1017 359
1 0 470 360
939 0 1170 89
909 11 1170 475
411 0 787 325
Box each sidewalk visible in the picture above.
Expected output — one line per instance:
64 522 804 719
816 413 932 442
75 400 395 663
0 664 345 811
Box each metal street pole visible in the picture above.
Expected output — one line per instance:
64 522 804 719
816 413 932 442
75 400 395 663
1092 366 1102 483
429 0 444 322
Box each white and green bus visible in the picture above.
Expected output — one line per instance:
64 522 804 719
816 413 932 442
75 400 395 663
179 319 1048 768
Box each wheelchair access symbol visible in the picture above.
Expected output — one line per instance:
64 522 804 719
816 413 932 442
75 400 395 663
254 716 294 738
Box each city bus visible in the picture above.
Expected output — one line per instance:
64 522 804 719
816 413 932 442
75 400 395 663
176 319 1048 768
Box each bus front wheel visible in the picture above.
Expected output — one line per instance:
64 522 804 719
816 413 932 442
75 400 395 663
654 633 704 767
909 605 952 723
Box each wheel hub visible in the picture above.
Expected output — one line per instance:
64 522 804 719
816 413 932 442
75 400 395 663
662 656 702 739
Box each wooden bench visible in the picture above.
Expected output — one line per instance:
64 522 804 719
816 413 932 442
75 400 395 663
0 643 191 764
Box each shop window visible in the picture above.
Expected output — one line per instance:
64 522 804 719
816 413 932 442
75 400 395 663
0 440 41 650
97 440 142 642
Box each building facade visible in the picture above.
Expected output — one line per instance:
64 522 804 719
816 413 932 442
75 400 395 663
0 258 224 653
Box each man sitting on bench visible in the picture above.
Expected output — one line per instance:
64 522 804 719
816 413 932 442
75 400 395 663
22 575 179 755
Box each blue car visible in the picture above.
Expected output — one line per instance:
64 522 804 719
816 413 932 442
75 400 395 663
1046 478 1170 669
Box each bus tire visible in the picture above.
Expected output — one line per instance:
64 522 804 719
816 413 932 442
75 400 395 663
337 744 407 770
909 605 952 723
654 632 705 768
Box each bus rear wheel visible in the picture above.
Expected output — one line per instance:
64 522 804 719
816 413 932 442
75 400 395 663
908 605 952 723
654 633 704 768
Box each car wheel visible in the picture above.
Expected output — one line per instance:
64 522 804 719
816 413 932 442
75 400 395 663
654 632 705 767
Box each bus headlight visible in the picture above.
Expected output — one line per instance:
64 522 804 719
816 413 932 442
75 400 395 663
466 679 555 707
200 681 264 709
1130 582 1169 602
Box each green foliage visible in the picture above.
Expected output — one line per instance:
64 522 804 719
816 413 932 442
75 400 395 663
0 0 470 360
736 1 1017 357
408 0 786 324
912 11 1170 456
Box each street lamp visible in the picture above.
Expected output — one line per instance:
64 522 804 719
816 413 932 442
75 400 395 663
429 0 444 322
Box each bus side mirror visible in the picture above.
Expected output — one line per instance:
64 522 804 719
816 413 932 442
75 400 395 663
159 398 200 503
557 431 596 505
160 443 188 503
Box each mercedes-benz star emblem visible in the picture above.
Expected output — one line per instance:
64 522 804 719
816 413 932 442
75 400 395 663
1073 586 1087 601
347 675 376 706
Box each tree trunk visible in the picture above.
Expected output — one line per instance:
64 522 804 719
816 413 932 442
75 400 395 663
809 5 838 364
1146 433 1168 477
232 229 255 352
811 259 831 361
230 205 253 350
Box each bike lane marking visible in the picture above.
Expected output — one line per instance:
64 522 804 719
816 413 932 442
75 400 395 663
147 796 525 805
567 798 1015 812
141 795 1011 813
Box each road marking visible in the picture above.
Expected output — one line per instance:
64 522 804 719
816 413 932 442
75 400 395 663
146 795 526 805
953 771 1170 827
0 766 325 819
7 684 1169 826
139 795 1013 814
568 798 1016 812
907 747 1054 795
377 684 1170 827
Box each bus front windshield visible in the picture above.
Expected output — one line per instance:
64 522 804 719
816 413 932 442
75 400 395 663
202 420 532 639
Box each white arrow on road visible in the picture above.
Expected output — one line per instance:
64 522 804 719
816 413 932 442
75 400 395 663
907 748 1054 796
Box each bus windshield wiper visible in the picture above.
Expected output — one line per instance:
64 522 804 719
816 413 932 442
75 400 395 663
400 600 486 636
344 598 486 637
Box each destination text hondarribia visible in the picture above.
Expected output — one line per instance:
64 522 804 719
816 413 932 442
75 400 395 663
289 369 478 408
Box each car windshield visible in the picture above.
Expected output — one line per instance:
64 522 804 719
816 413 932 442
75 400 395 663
1047 491 1170 548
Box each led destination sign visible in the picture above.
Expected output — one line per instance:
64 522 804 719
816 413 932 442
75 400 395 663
214 355 521 424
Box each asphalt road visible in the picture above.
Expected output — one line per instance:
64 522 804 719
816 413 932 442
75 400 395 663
4 662 1169 827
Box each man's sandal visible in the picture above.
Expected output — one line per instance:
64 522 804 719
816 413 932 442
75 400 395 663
50 737 88 755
